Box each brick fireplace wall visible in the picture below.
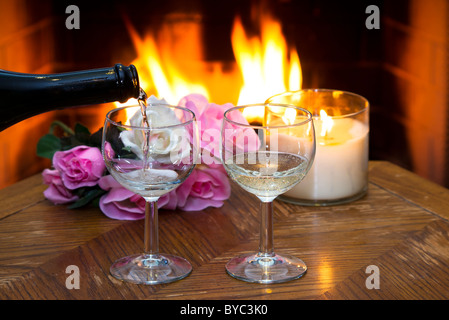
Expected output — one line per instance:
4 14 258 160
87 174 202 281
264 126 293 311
0 0 122 188
281 0 449 187
0 0 56 188
376 0 448 186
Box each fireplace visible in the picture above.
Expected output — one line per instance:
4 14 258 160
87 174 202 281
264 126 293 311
0 0 448 189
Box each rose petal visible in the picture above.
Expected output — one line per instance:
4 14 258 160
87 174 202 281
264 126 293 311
180 197 224 211
53 145 105 190
42 169 79 204
99 197 144 220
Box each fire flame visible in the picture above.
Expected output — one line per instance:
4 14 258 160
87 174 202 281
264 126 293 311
124 14 210 105
232 15 301 105
231 13 302 123
119 8 302 126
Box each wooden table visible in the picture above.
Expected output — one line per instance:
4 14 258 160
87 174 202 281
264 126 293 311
1 161 449 301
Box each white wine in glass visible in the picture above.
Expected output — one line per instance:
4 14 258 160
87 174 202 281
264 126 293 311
221 104 315 283
102 102 199 285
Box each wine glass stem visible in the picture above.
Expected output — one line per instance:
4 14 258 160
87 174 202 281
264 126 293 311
259 201 274 257
144 200 159 256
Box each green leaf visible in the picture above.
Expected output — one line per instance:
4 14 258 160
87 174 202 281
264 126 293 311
37 134 61 159
68 188 106 209
60 136 81 150
49 120 75 136
74 123 91 144
89 128 103 148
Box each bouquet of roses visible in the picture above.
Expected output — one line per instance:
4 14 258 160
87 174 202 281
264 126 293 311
38 94 233 220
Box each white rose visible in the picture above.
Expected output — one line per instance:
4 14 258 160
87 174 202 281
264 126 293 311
120 96 192 163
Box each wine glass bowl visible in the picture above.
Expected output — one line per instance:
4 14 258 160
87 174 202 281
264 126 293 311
103 105 196 199
221 103 315 283
102 104 198 285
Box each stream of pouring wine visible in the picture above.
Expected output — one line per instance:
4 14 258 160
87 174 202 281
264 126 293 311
138 88 151 171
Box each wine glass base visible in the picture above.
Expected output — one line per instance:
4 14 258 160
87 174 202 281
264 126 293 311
110 253 192 285
226 252 307 284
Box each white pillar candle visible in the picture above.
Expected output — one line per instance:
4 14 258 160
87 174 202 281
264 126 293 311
266 89 370 205
282 116 369 202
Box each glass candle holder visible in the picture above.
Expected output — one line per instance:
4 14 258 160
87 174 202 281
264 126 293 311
267 89 369 206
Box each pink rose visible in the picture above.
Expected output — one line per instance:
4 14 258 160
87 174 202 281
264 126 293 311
98 175 146 220
178 94 257 164
157 190 178 210
42 169 79 204
97 175 175 220
53 145 105 190
178 94 234 165
173 164 231 211
97 164 231 219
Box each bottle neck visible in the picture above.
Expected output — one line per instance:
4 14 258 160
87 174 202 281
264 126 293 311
0 64 141 131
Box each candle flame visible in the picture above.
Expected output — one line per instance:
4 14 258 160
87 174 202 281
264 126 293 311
320 110 334 137
282 107 297 126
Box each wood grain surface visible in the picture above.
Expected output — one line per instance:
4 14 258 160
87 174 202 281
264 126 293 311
1 161 449 300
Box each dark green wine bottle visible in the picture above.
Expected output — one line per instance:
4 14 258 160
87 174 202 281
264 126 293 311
0 64 140 131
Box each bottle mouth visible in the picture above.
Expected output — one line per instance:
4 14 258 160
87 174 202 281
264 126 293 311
114 64 140 102
128 64 140 98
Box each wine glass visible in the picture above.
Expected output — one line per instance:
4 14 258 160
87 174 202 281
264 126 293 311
102 104 199 285
221 103 315 283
